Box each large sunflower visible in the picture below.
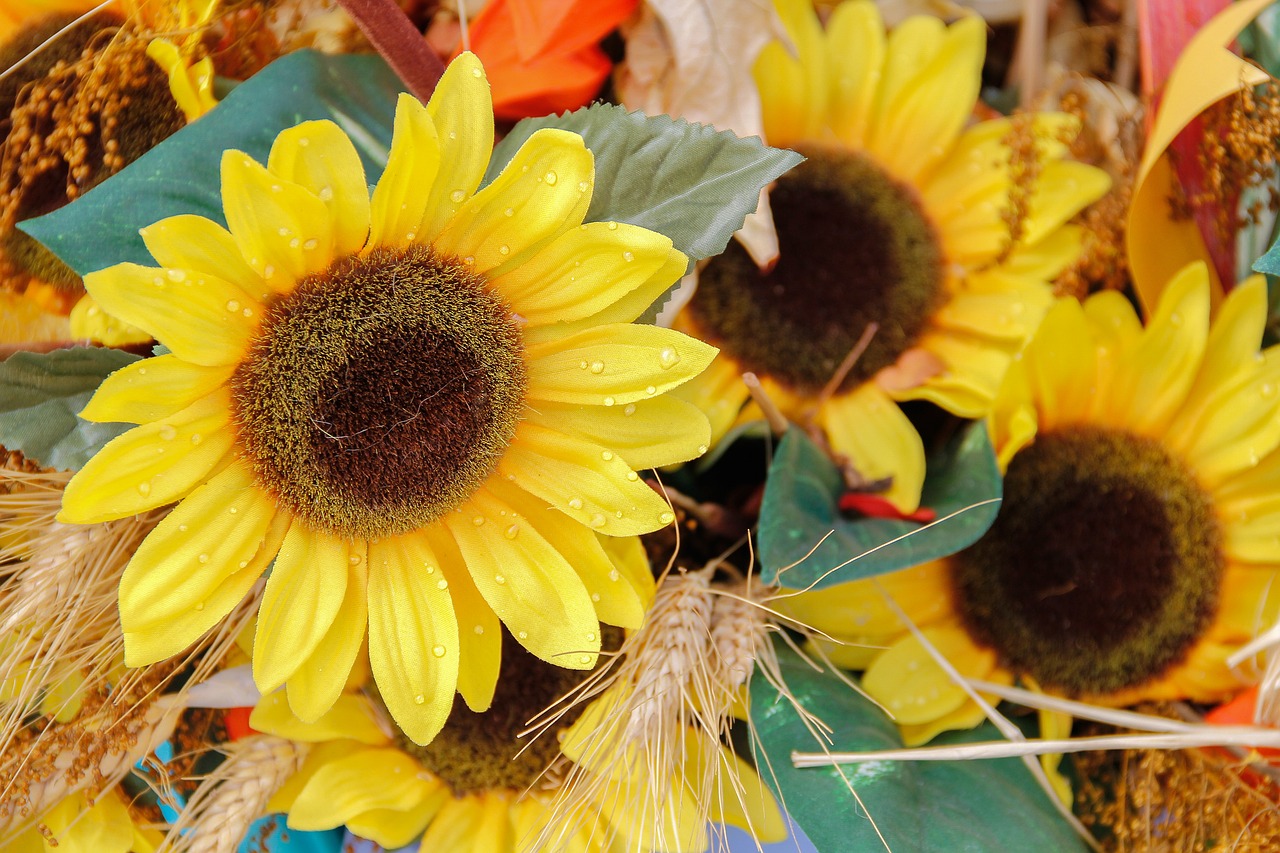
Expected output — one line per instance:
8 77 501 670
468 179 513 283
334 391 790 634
780 265 1280 744
248 631 782 853
58 53 715 745
674 0 1109 511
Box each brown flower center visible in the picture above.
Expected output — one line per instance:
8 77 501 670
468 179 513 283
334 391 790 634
231 244 526 539
687 145 946 394
952 426 1224 695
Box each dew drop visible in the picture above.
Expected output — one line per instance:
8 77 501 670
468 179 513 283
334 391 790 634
504 207 514 217
198 554 209 564
414 694 426 705
277 227 290 237
238 560 248 569
1263 383 1276 398
614 510 623 519
228 506 238 515
544 170 558 185
303 239 318 251
450 189 466 203
498 244 510 256
697 444 708 454
297 137 310 147
167 269 186 282
178 524 188 532
601 450 613 461
568 498 584 510
158 424 177 440
591 593 601 602
658 347 680 369
589 360 605 374
190 433 203 445
626 472 638 481
263 264 276 278
437 579 448 590
152 276 166 287
432 644 446 658
505 524 520 539
608 569 620 581
518 631 528 640
225 300 240 312
622 251 634 262
195 601 205 611
659 511 675 524
349 554 362 565
1169 312 1183 327
449 131 457 140
138 368 147 376
318 186 334 201
607 222 618 230
579 655 592 665
645 385 657 395
289 238 301 249
472 515 485 526
463 256 476 266
586 632 596 642
603 396 615 407
243 308 254 318
578 181 589 192
471 67 483 78
473 625 485 635
137 482 151 496
590 513 607 528
495 574 506 585
425 564 435 575
579 360 589 370
623 404 636 416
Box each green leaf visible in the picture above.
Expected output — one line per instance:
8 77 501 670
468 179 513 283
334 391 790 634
22 50 404 276
0 348 140 470
749 644 1086 853
484 104 803 318
757 422 1001 589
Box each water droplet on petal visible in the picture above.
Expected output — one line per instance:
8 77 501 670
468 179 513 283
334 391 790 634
432 644 446 658
568 498 584 510
626 472 638 481
623 404 636 416
697 444 708 454
450 189 466 203
603 397 615 407
178 524 188 532
471 67 483 78
198 554 209 564
137 482 151 496
228 506 238 515
303 239 318 251
415 694 426 705
659 347 680 369
472 515 485 526
608 569 620 581
505 524 520 539
195 601 204 611
158 424 177 440
437 579 449 590
167 269 186 282
645 385 657 395
289 238 300 249
473 625 485 635
544 170 558 185
495 574 506 585
518 631 528 640
590 513 607 528
622 251 633 262
349 554 362 565
226 299 240 312
504 207 514 217
498 244 510 256
318 186 334 201
152 276 166 287
607 222 618 230
579 654 592 665
263 264 275 278
425 564 435 575
589 361 605 374
591 592 601 602
601 450 613 461
578 181 589 192
586 632 596 642
659 511 675 524
190 433 203 445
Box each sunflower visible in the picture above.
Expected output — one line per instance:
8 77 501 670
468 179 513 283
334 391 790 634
58 53 715 745
248 629 781 853
6 788 161 853
673 0 1109 511
779 264 1280 745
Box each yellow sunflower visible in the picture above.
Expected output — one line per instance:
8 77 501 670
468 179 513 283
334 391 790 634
779 264 1280 745
6 788 160 853
674 0 1109 511
57 53 715 745
249 630 781 853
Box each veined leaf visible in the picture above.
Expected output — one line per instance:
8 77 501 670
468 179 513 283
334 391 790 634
0 348 140 470
757 422 1001 589
749 644 1086 852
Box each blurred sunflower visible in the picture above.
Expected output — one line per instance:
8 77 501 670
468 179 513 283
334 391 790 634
58 53 714 745
674 0 1109 511
6 788 161 853
249 628 780 853
780 265 1280 744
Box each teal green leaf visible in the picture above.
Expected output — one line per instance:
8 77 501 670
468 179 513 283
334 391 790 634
22 50 404 276
757 422 1001 589
749 644 1086 852
484 104 803 319
0 348 140 470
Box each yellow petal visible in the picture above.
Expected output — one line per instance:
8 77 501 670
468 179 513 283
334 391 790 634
140 214 266 301
489 221 676 326
268 119 370 258
861 622 997 725
347 797 447 852
82 263 259 366
827 0 885 147
39 790 134 853
425 526 501 712
445 489 601 669
598 532 657 611
367 533 460 746
487 477 646 629
668 346 754 448
268 740 363 813
419 51 495 240
118 461 278 658
755 0 829 146
254 521 352 693
501 420 675 536
868 13 944 145
250 690 389 745
1021 297 1097 430
59 389 235 524
898 669 1014 746
417 796 484 850
532 245 688 341
693 737 786 843
434 128 593 274
288 748 442 831
775 560 953 639
1172 348 1280 486
79 354 234 425
868 15 984 182
369 93 441 248
525 396 710 471
221 149 332 291
1020 160 1111 247
525 323 717 406
287 540 369 722
821 383 926 512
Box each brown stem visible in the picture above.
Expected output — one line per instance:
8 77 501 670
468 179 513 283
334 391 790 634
336 0 447 104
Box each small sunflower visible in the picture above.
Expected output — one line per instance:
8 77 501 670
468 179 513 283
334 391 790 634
674 0 1109 511
780 265 1280 744
58 53 715 745
249 631 779 853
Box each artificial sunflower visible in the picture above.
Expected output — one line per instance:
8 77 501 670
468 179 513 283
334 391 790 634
58 53 715 745
780 264 1280 744
249 631 780 853
6 788 161 853
674 0 1109 511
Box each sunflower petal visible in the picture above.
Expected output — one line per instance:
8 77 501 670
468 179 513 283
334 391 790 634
527 396 710 471
367 533 460 746
821 383 926 512
140 214 267 302
347 798 447 853
250 691 389 745
83 263 260 366
370 93 442 248
419 51 495 240
445 489 601 669
692 737 786 842
254 521 352 693
525 324 717 406
1021 297 1097 430
862 622 998 725
287 541 369 722
268 119 370 257
827 0 885 147
434 128 593 274
755 0 829 146
501 421 675 536
80 355 235 425
424 527 501 712
288 748 441 830
59 389 235 524
222 149 333 291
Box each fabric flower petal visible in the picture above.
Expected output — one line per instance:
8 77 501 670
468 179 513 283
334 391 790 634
419 51 495 240
369 93 442 248
268 119 370 257
822 383 927 512
140 214 267 302
79 355 235 425
287 541 369 722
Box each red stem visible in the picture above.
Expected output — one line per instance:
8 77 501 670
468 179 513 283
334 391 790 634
336 0 447 104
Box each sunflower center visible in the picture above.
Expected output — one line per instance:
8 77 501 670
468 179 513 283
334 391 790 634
231 244 526 539
687 145 945 394
952 426 1224 695
399 629 619 795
